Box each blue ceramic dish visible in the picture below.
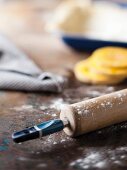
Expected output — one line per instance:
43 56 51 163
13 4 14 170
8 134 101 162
60 2 127 52
62 36 127 52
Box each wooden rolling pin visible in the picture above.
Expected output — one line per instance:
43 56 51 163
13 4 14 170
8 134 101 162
60 88 127 137
12 88 127 143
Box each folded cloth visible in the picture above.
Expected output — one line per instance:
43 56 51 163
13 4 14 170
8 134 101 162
0 34 68 92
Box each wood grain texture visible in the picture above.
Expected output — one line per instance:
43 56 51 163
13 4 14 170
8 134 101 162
61 89 127 137
0 1 127 170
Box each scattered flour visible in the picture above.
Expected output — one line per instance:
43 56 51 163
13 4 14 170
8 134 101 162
61 139 66 142
107 87 114 92
74 90 127 118
106 101 112 108
70 147 127 169
117 93 122 98
39 105 47 110
12 105 33 111
37 163 47 168
53 141 57 145
52 113 57 117
120 155 126 159
94 161 106 168
70 152 106 169
50 98 67 110
101 103 105 107
18 156 31 161
113 160 121 165
90 91 103 97
40 98 67 111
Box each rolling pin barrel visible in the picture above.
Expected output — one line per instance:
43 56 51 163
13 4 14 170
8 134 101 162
60 89 127 137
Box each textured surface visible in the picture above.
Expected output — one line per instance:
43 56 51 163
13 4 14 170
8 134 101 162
1 85 127 170
0 1 127 170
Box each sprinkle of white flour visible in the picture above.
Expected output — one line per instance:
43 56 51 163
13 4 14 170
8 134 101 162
69 152 106 169
61 139 66 143
107 102 111 105
120 98 123 102
120 155 126 159
70 147 127 169
52 113 57 117
50 98 66 110
106 101 112 108
78 111 83 115
94 161 106 168
84 110 89 114
113 160 121 165
53 141 57 145
12 105 33 111
117 93 122 98
90 90 102 97
40 105 47 110
91 100 97 104
40 98 66 111
107 86 114 92
37 163 47 168
101 103 105 108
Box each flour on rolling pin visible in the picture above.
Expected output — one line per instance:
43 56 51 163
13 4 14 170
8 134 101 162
60 89 127 137
12 88 127 143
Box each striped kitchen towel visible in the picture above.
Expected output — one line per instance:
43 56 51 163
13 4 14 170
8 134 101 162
0 34 68 92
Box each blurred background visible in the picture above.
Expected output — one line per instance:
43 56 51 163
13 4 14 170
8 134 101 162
0 0 127 72
0 0 126 38
0 0 59 36
0 0 69 73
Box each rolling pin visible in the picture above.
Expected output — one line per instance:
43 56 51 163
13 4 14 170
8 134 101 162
12 88 127 143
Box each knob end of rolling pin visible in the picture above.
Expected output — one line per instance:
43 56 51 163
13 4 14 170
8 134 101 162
12 127 39 143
